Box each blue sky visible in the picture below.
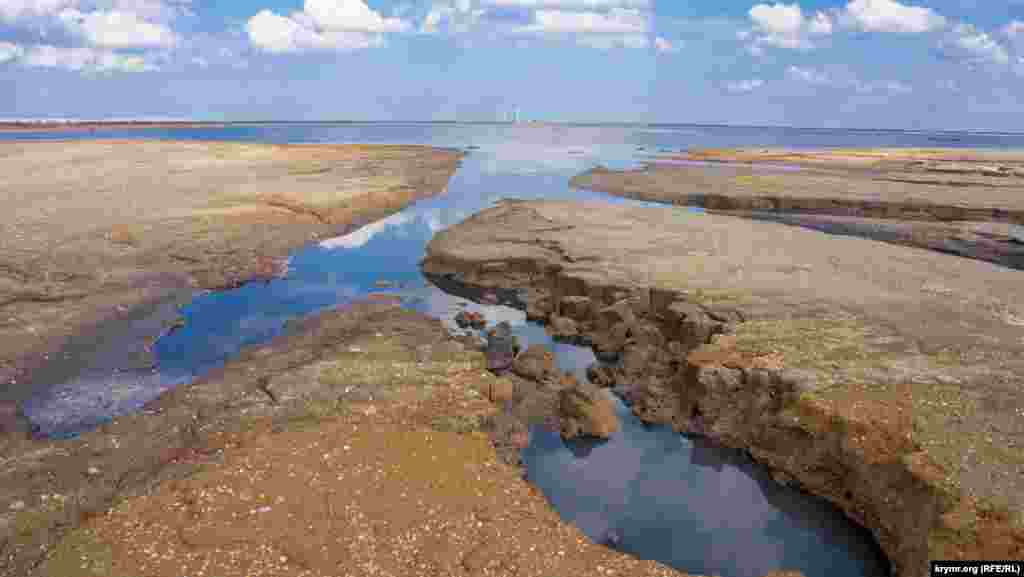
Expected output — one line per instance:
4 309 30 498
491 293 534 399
1 0 1022 129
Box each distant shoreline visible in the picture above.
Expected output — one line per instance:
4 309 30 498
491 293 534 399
0 121 229 133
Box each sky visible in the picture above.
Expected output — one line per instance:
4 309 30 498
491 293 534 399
0 0 1023 129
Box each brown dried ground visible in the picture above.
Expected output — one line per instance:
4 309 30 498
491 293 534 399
13 301 695 577
571 147 1024 270
0 139 463 392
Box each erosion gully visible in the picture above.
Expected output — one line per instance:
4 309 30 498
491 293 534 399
12 122 1024 577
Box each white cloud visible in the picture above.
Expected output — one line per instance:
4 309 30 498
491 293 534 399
0 41 24 62
17 43 156 72
420 0 482 34
745 3 832 52
246 0 410 53
246 8 383 53
519 7 645 34
843 0 945 34
104 0 193 23
512 6 650 49
0 0 74 22
726 78 764 93
808 10 832 35
787 65 830 84
787 65 912 95
950 23 1009 64
482 0 649 7
301 0 409 32
59 9 177 48
654 36 679 53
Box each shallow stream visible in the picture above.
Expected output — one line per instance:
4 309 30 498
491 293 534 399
10 123 1023 576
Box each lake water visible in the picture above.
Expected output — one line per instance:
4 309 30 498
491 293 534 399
9 122 1022 576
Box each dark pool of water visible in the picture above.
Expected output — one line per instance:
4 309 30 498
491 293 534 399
523 395 889 577
9 122 1009 576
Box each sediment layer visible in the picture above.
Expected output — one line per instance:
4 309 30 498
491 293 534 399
420 199 1024 577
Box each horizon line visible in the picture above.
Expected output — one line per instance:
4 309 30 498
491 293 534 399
1 118 1022 135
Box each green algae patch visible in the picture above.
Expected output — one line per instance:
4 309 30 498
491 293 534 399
36 526 115 577
730 316 890 386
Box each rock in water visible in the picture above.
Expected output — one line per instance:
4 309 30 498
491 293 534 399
511 344 558 382
484 321 519 373
0 400 31 439
558 383 620 439
586 363 617 387
454 310 486 329
547 315 580 341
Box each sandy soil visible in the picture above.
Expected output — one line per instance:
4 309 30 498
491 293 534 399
2 301 702 577
420 199 1024 576
0 140 463 396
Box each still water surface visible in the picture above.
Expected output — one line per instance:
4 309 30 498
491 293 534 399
9 122 1018 576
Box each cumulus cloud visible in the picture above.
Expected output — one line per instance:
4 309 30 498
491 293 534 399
246 9 383 53
420 0 482 34
726 78 764 93
654 36 679 53
745 3 832 53
518 7 645 34
301 0 409 32
246 0 409 53
0 0 188 74
946 23 1011 64
0 0 75 22
512 6 650 48
59 9 177 48
16 43 156 72
843 0 945 34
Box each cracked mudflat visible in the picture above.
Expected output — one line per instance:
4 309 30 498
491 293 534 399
420 198 1024 577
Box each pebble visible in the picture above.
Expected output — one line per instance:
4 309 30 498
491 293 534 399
87 466 101 476
9 500 25 511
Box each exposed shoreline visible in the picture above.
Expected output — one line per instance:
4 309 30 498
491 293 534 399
420 198 1024 577
0 122 232 133
0 140 464 402
571 147 1024 271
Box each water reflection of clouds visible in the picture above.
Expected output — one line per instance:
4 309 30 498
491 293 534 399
318 211 413 249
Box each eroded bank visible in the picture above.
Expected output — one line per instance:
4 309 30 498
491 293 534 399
420 199 1024 577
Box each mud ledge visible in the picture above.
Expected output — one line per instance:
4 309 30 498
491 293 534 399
0 140 464 399
420 199 1024 577
571 148 1024 270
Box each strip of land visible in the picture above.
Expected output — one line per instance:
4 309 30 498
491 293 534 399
571 147 1024 269
0 140 463 398
420 198 1024 577
0 121 228 133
